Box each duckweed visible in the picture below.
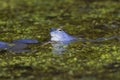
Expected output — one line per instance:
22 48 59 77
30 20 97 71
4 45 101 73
0 0 120 80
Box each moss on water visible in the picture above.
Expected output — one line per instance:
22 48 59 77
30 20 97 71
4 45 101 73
0 0 120 80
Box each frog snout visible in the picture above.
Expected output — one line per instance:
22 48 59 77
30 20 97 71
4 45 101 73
50 28 57 32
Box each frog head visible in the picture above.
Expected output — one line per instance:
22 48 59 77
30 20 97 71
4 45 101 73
50 28 76 42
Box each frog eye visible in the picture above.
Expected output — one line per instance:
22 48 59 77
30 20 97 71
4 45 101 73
58 29 62 31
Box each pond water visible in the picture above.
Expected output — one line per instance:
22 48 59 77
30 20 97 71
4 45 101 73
0 0 120 80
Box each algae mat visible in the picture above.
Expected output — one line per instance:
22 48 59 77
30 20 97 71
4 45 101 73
0 0 120 80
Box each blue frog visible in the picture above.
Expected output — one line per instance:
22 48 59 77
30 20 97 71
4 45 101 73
50 28 77 54
0 39 38 53
50 28 77 42
0 41 10 49
12 39 38 44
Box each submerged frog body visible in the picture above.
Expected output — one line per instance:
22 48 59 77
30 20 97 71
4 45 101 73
12 39 38 44
0 39 38 53
0 41 10 49
50 28 76 42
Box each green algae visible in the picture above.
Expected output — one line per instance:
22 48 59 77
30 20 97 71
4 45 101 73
0 0 120 80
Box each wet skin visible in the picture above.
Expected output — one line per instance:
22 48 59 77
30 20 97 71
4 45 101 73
50 28 77 54
42 28 77 46
50 28 77 42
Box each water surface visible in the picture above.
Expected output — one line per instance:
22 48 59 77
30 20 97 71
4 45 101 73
0 0 120 80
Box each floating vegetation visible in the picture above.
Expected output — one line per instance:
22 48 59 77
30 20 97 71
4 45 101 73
0 0 120 80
